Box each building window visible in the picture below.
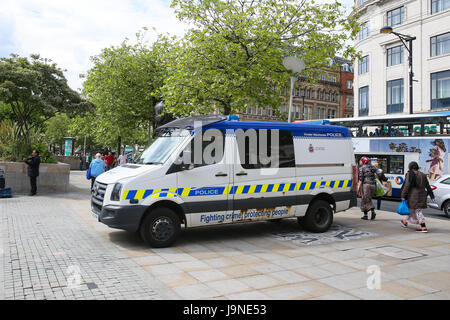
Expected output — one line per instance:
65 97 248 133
431 32 450 57
387 79 404 114
358 55 369 74
387 7 405 27
258 107 263 115
303 106 312 120
346 80 353 89
327 109 336 119
295 105 301 119
316 107 325 119
359 21 370 40
387 45 404 66
432 0 450 14
306 89 311 98
359 86 369 116
359 22 370 40
431 70 450 109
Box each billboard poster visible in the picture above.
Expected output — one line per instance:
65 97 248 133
125 146 134 162
64 138 74 156
369 138 450 180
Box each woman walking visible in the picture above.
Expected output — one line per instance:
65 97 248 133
401 161 435 233
89 153 106 190
357 156 377 220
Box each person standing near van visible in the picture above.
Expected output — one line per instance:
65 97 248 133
89 153 106 189
105 152 114 171
373 162 388 210
401 161 435 233
23 149 40 196
357 156 377 220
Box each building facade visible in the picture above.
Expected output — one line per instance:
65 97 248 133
353 0 450 117
238 60 351 122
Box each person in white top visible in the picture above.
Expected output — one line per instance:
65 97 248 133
118 151 127 166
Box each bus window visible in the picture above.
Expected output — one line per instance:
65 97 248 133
389 155 404 174
375 157 388 172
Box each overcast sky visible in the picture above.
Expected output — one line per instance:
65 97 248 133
0 0 355 92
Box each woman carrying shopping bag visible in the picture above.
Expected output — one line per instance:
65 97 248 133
357 156 377 220
401 161 435 233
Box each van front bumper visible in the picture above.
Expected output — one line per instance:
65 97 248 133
91 200 147 232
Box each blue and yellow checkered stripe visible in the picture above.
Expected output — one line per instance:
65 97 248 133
122 179 352 200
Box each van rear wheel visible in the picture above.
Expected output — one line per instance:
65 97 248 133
140 208 181 248
303 200 333 233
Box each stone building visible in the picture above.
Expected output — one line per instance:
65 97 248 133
238 58 350 122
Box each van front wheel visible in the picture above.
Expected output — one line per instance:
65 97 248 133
140 208 181 248
303 200 333 233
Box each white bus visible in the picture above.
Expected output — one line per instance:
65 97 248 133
328 112 450 192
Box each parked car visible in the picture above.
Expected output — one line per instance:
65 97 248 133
427 174 450 218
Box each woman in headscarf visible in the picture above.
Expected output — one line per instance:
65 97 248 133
357 156 377 220
401 161 435 233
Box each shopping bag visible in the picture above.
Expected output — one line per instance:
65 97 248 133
376 179 386 197
396 200 410 215
382 181 392 197
86 167 91 180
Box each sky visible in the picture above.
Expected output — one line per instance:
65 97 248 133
0 0 355 92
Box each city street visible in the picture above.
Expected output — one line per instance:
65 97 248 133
1 171 450 300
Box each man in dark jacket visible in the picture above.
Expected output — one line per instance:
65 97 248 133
23 150 41 196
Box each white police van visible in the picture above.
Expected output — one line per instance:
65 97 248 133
91 115 357 247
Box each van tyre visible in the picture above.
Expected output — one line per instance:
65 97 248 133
303 200 333 233
140 208 181 248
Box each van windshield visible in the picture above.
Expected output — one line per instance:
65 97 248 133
135 130 189 165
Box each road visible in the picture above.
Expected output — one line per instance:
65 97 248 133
357 198 449 221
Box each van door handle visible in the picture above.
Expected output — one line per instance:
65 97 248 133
236 171 248 176
215 172 228 177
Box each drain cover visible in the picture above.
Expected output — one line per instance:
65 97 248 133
369 246 426 260
86 282 98 289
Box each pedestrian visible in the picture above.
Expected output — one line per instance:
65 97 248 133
373 161 388 210
401 161 435 233
357 156 377 220
23 149 41 196
86 153 92 169
79 153 84 171
118 151 127 166
89 153 106 189
105 152 114 171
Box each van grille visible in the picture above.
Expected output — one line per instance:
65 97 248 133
92 181 107 208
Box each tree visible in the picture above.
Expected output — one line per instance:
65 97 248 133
0 54 92 154
44 113 71 152
81 29 167 150
162 0 359 115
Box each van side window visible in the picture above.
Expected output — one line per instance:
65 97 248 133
185 129 225 168
237 129 295 169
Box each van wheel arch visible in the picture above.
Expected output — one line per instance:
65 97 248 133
140 200 187 228
309 193 336 212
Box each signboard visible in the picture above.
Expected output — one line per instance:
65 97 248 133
125 146 134 162
64 138 74 156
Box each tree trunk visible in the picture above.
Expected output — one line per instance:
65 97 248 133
117 136 121 155
223 105 231 115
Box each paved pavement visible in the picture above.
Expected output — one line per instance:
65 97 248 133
1 171 450 300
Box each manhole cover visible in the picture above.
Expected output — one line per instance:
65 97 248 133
86 282 98 290
271 224 377 245
369 246 426 260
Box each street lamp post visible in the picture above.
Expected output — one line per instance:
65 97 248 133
380 26 416 115
282 56 305 122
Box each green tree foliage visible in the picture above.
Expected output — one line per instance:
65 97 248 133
0 54 92 154
81 29 166 149
44 113 71 151
162 0 359 115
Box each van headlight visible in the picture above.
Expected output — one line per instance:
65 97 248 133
110 183 122 201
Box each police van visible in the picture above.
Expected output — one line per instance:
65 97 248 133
91 115 357 247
